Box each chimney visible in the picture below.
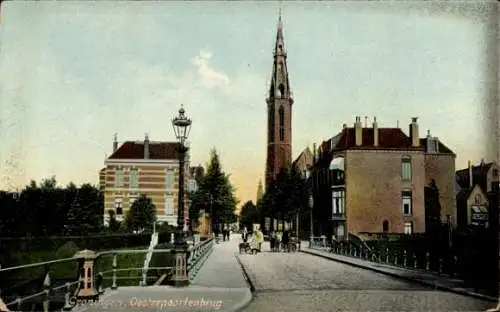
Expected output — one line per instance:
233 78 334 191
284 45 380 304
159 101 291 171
468 160 473 188
113 133 118 152
354 116 362 146
409 117 419 147
373 117 379 147
144 133 149 159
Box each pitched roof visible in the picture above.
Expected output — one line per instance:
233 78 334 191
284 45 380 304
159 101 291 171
315 127 454 167
322 127 416 153
108 141 180 160
293 146 313 166
455 161 494 193
420 138 454 154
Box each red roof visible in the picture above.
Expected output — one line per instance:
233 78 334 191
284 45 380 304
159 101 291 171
108 141 180 160
323 127 417 152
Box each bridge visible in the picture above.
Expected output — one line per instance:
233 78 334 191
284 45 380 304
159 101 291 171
1 235 498 312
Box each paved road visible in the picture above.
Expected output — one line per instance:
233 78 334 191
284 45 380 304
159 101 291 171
239 242 495 312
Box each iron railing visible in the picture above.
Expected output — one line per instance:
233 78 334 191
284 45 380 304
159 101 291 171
0 236 214 312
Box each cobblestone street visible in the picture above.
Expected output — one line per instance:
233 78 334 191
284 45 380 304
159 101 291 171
238 243 495 312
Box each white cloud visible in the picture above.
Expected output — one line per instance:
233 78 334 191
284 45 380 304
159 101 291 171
191 50 230 88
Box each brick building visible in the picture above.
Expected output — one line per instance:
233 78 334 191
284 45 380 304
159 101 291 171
265 13 294 189
101 134 190 228
310 116 456 240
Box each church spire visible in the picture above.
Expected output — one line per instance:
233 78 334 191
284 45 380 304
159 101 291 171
268 11 292 102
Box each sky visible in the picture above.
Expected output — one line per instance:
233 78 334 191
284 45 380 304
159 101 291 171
0 1 497 206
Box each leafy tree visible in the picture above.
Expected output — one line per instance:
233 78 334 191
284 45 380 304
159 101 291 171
0 177 104 237
124 194 157 232
65 195 95 235
107 209 121 232
239 201 259 230
258 165 308 231
188 149 238 232
425 179 442 234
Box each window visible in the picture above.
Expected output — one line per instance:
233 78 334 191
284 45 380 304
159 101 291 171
115 169 124 188
336 224 345 238
404 222 413 234
165 196 174 216
269 105 275 142
165 169 175 190
402 190 412 215
278 84 285 97
401 157 412 181
332 189 345 215
382 220 389 232
279 105 285 141
493 169 498 178
130 170 139 189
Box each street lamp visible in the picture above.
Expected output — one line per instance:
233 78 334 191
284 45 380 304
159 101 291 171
171 104 191 287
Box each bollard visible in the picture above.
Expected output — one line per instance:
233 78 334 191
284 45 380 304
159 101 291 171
413 253 417 269
403 250 407 267
377 251 381 263
354 248 357 257
438 257 443 274
385 248 389 264
62 282 73 311
112 253 118 290
371 253 376 262
43 272 51 312
425 252 430 271
394 253 398 266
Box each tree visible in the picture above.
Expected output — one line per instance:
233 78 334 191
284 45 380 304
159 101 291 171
425 179 442 233
258 165 308 231
124 194 157 232
65 195 96 235
239 201 259 230
107 209 121 232
189 148 238 231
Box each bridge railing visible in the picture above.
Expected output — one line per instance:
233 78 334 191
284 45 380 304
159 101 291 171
307 236 462 279
0 237 214 312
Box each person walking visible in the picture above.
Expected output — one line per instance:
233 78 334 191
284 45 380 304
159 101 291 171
276 230 282 252
242 227 248 242
282 230 290 252
269 230 276 252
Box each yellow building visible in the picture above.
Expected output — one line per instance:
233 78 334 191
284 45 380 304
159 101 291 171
102 134 190 227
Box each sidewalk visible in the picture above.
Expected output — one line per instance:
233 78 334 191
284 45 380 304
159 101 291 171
191 234 249 289
301 243 498 303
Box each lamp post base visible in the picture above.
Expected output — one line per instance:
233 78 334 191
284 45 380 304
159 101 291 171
171 230 189 287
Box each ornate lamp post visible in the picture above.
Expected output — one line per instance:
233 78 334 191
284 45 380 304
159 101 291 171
171 105 192 287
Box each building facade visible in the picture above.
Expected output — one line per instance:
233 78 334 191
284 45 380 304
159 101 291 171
310 117 456 240
265 14 294 189
102 134 190 227
456 160 499 228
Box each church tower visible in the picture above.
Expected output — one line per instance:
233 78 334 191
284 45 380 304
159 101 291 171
265 12 293 189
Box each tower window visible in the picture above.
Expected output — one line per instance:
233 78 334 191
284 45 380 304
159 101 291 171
269 106 275 142
278 84 285 98
278 44 282 50
279 105 285 141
